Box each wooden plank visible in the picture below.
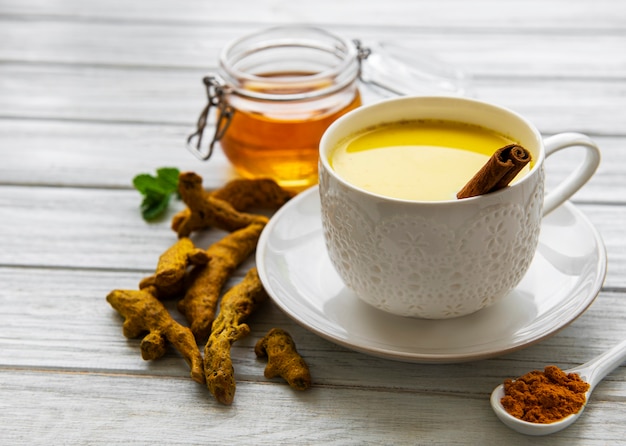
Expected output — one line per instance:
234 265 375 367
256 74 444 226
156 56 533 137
0 359 624 444
2 0 626 31
0 186 222 271
1 18 625 78
0 120 235 190
1 63 625 135
0 64 204 125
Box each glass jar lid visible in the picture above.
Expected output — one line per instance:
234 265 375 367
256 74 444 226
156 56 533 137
217 25 362 102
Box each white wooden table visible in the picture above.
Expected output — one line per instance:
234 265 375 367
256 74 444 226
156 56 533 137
1 1 625 444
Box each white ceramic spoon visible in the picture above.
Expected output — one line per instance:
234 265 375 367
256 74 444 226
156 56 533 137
490 339 626 436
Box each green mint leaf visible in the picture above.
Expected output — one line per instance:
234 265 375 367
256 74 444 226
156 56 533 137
132 174 161 195
133 167 180 221
141 194 171 221
156 167 180 193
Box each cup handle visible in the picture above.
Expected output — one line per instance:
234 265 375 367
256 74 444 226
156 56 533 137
542 132 601 215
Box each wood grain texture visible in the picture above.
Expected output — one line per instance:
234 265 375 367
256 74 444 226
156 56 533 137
2 0 626 30
1 63 625 134
1 0 625 444
1 18 625 78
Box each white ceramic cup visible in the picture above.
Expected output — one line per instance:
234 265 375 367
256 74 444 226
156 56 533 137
318 96 601 319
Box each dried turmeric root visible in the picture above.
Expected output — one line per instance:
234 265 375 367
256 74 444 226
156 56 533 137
153 237 208 288
204 268 268 405
178 221 266 341
138 273 186 300
255 328 312 391
171 172 270 237
138 237 208 299
211 178 295 211
106 286 205 384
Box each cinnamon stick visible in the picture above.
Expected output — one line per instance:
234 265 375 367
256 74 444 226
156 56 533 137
456 144 531 199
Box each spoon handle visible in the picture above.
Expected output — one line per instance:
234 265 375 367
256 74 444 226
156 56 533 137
570 339 626 390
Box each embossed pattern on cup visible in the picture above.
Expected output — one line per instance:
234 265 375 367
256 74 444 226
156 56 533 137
320 163 544 318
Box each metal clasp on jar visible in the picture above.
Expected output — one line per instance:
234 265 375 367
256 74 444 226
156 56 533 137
186 75 235 161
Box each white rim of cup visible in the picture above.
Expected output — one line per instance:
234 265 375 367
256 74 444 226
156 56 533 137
318 95 545 204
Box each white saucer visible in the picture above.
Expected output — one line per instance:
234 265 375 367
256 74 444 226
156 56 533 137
256 186 607 363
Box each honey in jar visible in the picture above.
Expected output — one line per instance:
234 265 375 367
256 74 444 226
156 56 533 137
189 26 364 190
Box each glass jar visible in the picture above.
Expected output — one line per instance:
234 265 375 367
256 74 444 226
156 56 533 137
187 26 365 190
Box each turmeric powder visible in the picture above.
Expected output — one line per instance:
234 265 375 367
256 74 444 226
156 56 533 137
501 365 590 423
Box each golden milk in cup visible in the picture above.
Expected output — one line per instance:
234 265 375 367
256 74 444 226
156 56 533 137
329 119 532 201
